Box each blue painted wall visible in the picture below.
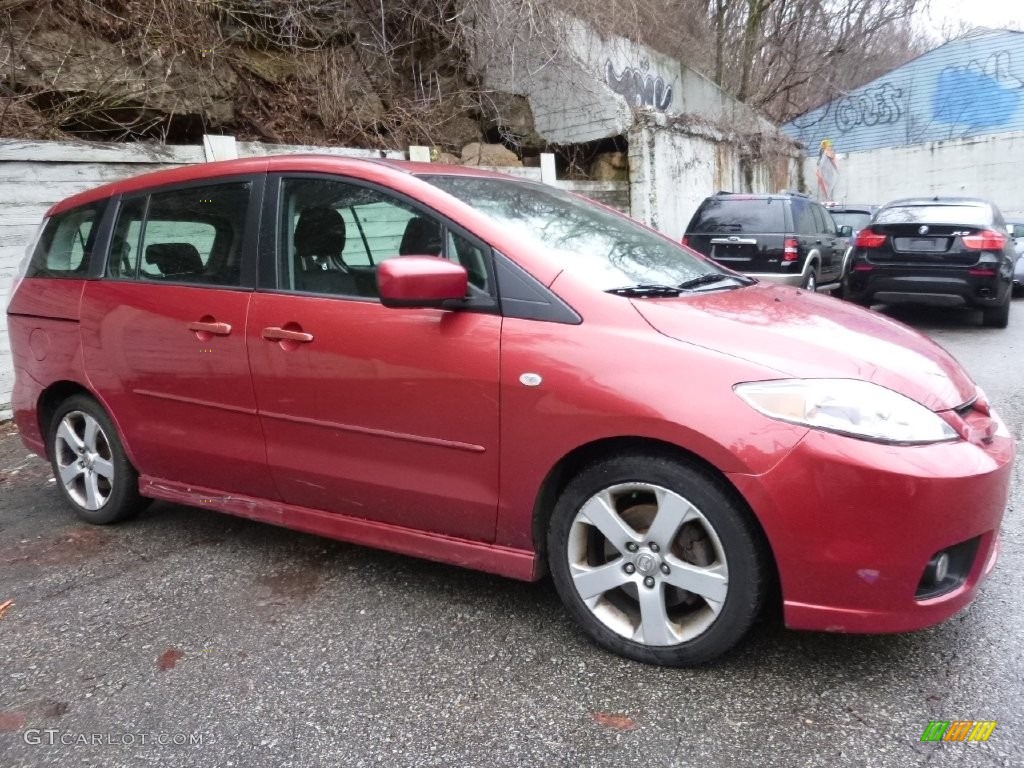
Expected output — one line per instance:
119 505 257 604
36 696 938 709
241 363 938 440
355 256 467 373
782 29 1024 154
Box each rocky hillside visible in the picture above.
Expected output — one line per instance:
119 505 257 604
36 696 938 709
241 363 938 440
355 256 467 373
0 0 550 164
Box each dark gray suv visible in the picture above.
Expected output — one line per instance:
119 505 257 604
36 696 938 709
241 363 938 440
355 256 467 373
684 191 852 292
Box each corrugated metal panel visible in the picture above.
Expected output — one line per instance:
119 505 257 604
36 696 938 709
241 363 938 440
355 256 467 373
783 29 1024 154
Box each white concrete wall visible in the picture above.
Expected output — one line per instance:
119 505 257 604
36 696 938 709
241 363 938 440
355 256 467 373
803 129 1024 217
475 12 773 145
628 119 802 241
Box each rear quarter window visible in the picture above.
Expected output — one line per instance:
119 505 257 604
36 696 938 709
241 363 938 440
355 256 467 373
26 202 107 278
690 198 787 234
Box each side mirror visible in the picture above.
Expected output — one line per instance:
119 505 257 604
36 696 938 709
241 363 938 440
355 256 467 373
837 225 854 238
377 256 468 309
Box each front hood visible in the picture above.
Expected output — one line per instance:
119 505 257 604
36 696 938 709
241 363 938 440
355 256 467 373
633 284 976 411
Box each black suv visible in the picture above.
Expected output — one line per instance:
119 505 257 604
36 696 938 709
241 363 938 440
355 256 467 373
684 191 852 292
844 197 1014 328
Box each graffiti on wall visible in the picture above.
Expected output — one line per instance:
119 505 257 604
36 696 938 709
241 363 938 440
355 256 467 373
932 51 1023 130
605 59 673 111
783 33 1024 153
833 82 903 132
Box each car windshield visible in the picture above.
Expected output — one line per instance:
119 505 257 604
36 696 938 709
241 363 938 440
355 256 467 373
420 175 721 290
829 211 872 232
875 204 991 227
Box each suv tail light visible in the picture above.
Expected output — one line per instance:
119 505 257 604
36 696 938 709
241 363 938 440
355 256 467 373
682 235 690 247
854 228 887 248
783 238 799 261
961 230 1006 250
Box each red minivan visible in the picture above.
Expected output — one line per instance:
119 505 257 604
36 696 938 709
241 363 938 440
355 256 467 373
6 156 1014 665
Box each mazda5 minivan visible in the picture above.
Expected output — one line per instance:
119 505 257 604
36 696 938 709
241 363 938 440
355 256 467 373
7 157 1014 665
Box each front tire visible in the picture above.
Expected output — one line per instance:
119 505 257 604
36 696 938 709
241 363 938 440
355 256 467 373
48 394 149 524
547 454 769 666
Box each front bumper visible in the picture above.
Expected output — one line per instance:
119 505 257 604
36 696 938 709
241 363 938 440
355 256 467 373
729 421 1014 633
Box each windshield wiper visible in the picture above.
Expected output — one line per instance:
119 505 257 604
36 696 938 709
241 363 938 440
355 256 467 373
606 284 683 297
677 273 753 291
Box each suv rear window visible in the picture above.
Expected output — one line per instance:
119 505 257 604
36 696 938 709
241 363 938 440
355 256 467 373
689 198 787 233
26 202 106 278
875 205 991 228
829 211 873 231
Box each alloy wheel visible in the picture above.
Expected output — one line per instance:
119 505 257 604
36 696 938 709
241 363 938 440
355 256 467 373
54 410 115 511
566 482 729 646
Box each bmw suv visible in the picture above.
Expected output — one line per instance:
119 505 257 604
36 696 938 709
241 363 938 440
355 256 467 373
684 191 852 292
844 197 1014 328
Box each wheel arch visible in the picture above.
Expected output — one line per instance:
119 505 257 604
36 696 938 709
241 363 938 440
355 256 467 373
530 435 781 601
802 251 821 278
36 381 138 467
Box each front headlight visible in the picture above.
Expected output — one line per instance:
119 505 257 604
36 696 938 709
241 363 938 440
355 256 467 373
734 379 959 445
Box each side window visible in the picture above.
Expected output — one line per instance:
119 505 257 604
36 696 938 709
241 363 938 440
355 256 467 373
815 205 837 235
110 182 250 286
791 199 817 236
448 230 490 290
280 177 490 298
26 202 105 278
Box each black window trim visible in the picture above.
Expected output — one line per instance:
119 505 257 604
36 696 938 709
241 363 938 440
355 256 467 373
100 173 266 291
260 172 499 314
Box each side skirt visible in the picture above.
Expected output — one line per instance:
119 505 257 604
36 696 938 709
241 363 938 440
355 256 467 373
139 476 540 581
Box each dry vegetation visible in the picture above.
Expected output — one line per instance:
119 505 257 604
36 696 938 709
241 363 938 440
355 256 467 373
0 0 931 148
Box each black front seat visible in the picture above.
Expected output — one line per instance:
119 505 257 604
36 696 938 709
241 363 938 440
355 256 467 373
293 206 356 295
399 216 443 257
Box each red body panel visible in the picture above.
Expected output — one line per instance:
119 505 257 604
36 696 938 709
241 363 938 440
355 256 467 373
78 282 278 499
731 429 1013 632
7 279 90 455
246 292 501 542
8 156 1014 640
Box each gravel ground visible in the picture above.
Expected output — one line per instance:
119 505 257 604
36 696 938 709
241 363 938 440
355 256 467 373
1 300 1022 767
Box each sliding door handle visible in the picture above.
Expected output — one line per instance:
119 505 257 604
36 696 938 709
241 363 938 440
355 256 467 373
262 326 314 343
187 320 232 336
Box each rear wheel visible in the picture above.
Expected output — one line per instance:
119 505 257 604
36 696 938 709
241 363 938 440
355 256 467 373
802 267 818 292
48 395 149 524
547 454 768 666
982 299 1010 329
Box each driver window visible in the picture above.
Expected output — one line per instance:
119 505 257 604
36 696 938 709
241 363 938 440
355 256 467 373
279 177 491 298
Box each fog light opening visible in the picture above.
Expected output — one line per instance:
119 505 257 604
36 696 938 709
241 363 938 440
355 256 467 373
915 537 981 600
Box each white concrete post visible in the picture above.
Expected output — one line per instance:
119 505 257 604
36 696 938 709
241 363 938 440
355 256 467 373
408 145 432 162
540 153 557 185
202 135 238 162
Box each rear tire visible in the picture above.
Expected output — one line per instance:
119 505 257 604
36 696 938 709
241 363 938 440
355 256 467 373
547 453 768 666
982 299 1010 329
47 394 149 525
802 267 818 292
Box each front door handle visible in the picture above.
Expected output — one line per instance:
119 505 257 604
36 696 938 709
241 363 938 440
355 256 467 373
187 320 232 336
262 326 314 343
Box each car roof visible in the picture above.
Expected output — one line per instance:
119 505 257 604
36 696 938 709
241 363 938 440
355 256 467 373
711 191 808 200
47 155 523 216
822 203 877 211
882 196 993 208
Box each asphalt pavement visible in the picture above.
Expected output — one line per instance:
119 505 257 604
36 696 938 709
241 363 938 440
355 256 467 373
1 298 1022 767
